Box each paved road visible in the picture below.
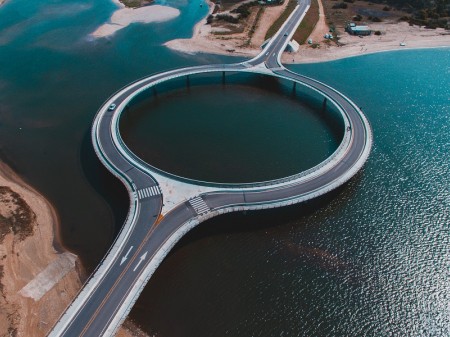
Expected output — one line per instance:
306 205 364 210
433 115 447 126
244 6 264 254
49 1 372 336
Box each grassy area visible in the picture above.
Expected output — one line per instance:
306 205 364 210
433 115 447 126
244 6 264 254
265 0 320 43
293 0 319 44
265 0 297 40
211 0 251 11
119 0 153 8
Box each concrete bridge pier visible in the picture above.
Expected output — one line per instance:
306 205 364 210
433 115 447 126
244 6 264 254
222 71 225 84
186 75 190 88
322 97 327 112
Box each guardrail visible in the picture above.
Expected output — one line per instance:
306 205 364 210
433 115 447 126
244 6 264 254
49 0 372 335
110 67 354 190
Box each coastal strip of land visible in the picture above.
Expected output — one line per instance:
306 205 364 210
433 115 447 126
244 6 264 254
165 0 450 63
0 161 150 337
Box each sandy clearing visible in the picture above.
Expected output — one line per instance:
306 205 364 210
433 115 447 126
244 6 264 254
307 0 328 44
19 252 77 301
91 5 180 38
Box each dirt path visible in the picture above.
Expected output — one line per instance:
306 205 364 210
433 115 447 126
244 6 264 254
308 0 328 43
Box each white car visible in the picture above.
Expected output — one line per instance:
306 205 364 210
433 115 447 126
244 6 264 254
108 103 116 111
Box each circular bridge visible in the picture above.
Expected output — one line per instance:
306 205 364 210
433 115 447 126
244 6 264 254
94 63 372 218
50 1 372 337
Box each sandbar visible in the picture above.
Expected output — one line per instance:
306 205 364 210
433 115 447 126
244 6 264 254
91 3 180 38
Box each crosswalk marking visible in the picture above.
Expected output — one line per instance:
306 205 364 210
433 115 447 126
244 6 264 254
189 196 210 215
137 186 160 200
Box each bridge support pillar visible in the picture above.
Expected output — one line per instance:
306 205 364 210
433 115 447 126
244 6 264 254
222 71 225 84
186 75 190 87
322 98 327 112
152 87 157 96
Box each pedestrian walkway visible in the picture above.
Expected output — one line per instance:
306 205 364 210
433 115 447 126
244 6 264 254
189 196 210 215
137 186 160 200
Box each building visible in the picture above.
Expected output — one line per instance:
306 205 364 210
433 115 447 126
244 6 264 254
345 22 372 36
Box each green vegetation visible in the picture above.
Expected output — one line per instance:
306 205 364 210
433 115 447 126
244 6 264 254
213 1 260 24
366 0 449 29
265 0 297 40
249 6 266 39
230 1 259 18
332 2 348 10
265 0 319 44
119 0 153 8
293 0 319 44
0 186 36 244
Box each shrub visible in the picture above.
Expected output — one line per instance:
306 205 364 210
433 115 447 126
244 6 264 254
216 14 239 23
332 2 347 9
374 30 381 35
353 14 362 21
371 16 382 22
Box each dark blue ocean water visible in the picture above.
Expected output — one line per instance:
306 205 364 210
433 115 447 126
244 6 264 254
131 49 449 336
0 0 448 335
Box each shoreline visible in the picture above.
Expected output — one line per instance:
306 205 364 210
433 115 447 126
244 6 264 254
0 161 85 336
0 161 145 337
288 44 450 64
165 1 450 64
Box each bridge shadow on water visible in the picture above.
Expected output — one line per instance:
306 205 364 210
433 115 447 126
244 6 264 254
130 171 366 337
171 172 364 254
79 128 129 272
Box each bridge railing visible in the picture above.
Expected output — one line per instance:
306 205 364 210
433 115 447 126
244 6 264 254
110 68 353 191
48 103 141 337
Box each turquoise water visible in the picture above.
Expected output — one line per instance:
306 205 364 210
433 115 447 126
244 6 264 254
0 0 449 335
0 0 227 270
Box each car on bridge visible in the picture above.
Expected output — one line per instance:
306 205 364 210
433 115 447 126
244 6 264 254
108 103 116 111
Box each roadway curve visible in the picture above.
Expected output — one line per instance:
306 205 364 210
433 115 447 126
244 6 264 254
49 1 372 336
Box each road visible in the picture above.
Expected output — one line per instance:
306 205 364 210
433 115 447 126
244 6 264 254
49 0 372 336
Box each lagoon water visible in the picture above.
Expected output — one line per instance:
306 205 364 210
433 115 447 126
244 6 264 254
0 0 449 336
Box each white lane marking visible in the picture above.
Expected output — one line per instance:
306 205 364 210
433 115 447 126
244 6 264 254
133 252 148 272
137 186 161 200
120 246 134 266
189 197 210 215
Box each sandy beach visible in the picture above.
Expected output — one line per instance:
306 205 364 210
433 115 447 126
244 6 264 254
166 0 290 57
0 161 148 336
285 22 450 64
166 1 450 63
91 0 179 38
0 162 84 336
